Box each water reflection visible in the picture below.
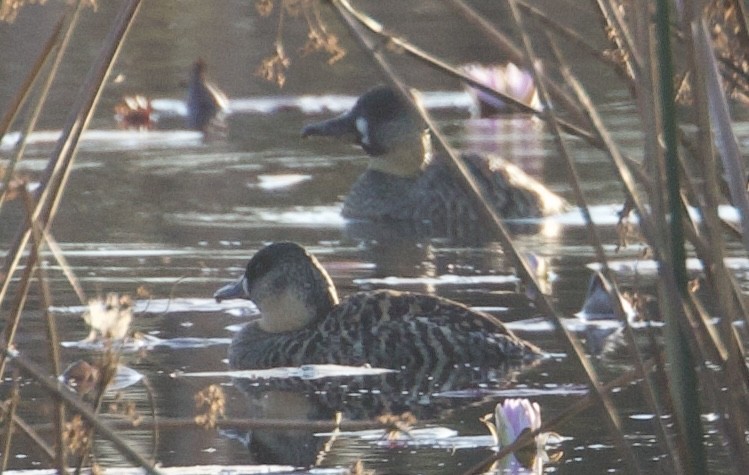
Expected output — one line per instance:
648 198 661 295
5 1 748 472
229 357 538 469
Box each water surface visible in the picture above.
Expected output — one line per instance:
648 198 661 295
1 1 747 473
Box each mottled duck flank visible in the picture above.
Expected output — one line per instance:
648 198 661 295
214 242 541 370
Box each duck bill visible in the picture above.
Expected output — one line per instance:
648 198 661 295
301 112 355 139
214 276 249 302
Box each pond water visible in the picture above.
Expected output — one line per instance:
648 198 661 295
1 1 748 474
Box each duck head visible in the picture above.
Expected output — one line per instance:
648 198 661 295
214 242 339 333
301 85 430 177
576 271 636 322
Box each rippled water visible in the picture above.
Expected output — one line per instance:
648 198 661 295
2 1 749 474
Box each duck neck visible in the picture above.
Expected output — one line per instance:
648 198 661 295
257 293 320 333
366 130 432 178
257 270 339 333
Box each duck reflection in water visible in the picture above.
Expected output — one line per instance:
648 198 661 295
301 86 567 241
215 242 542 467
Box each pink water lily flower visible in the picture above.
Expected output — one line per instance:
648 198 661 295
462 63 541 117
483 398 562 474
495 398 542 448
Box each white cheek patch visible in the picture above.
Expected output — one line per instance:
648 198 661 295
356 116 370 146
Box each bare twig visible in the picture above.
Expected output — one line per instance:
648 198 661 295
0 0 142 313
507 2 640 472
463 357 659 475
1 345 162 474
0 1 85 212
0 15 63 139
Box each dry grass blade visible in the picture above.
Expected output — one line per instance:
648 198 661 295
693 17 749 252
0 345 161 474
0 1 86 213
447 0 591 127
674 4 749 468
0 14 62 139
0 0 140 321
506 1 640 472
331 1 648 471
33 225 68 472
542 29 680 473
593 0 641 81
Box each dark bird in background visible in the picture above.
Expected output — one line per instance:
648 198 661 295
186 58 228 133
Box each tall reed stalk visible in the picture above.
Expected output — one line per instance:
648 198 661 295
325 0 749 472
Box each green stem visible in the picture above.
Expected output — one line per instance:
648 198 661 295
655 1 705 473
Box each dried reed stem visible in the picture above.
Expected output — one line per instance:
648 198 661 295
447 0 592 127
0 15 62 139
0 0 141 312
0 344 161 474
0 1 85 212
331 1 650 471
506 1 641 471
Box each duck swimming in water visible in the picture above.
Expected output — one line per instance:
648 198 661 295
214 242 541 370
301 86 566 235
186 58 228 132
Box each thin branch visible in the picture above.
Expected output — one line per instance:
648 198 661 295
1 345 162 474
0 1 84 212
330 0 600 145
507 2 641 472
0 0 142 321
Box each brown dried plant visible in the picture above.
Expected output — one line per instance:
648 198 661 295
256 42 291 88
108 393 142 426
194 384 226 429
254 0 346 87
299 1 345 64
376 412 416 441
63 414 91 455
0 0 97 23
255 0 273 16
0 0 46 22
